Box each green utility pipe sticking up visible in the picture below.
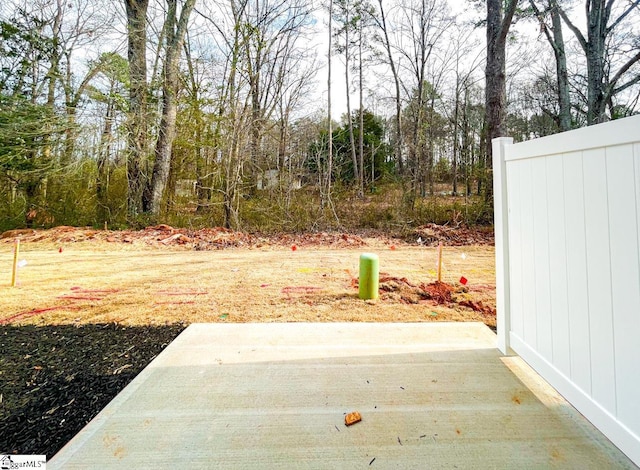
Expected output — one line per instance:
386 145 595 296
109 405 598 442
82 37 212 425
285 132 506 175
359 253 379 300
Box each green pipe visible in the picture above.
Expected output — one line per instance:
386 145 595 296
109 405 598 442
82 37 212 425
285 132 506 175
359 253 379 300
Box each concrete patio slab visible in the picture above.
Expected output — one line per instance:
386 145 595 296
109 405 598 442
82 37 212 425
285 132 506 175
50 322 636 469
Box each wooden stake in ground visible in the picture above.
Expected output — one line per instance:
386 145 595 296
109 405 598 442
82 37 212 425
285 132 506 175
11 238 20 287
437 242 443 282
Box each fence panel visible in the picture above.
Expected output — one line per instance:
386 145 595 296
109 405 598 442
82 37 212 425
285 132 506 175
493 115 640 466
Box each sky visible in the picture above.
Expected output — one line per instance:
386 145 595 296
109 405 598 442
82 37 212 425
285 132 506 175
314 0 485 121
0 0 597 124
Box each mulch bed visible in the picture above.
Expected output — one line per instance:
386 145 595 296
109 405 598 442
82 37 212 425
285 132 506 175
0 323 185 458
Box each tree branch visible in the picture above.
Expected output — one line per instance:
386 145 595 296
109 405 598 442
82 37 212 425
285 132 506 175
557 2 587 53
529 0 558 52
499 0 519 44
606 0 640 35
608 49 640 93
612 72 640 97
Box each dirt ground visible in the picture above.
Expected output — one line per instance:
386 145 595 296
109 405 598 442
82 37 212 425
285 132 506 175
0 226 496 458
0 230 496 327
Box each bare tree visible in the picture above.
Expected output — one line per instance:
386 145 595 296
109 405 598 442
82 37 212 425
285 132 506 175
557 0 640 124
441 23 483 195
51 0 115 163
143 0 196 215
371 0 403 174
235 0 315 179
529 0 571 131
326 0 334 207
0 0 116 224
124 0 149 218
333 0 360 191
395 0 450 202
357 9 365 196
91 53 129 224
485 0 519 198
198 0 316 228
218 0 249 229
180 31 214 212
350 1 376 195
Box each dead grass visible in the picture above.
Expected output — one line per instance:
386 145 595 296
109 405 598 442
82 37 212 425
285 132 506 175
0 240 495 328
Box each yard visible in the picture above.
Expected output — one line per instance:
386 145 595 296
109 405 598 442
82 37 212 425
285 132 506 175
0 225 496 457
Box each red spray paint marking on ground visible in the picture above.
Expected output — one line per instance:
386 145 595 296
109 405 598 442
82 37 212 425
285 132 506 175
57 295 104 301
70 287 120 293
154 301 197 306
281 286 323 294
0 306 81 325
2 286 120 325
156 291 209 296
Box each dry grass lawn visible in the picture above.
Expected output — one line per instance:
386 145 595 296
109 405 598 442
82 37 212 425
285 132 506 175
0 239 496 328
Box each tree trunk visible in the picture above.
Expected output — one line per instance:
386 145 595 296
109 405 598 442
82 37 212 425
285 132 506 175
97 99 115 224
530 0 571 131
223 141 242 230
412 79 425 201
558 0 640 125
358 24 364 196
549 1 571 131
452 80 459 196
183 36 211 212
124 0 149 219
427 94 436 196
341 3 360 189
325 0 334 209
485 0 518 200
374 0 403 175
24 180 40 228
462 87 472 197
223 190 234 229
585 2 607 124
144 0 196 215
219 1 243 230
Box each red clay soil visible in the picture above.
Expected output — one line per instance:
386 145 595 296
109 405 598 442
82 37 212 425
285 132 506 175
379 277 496 316
0 225 368 250
413 223 494 246
420 281 455 303
1 223 493 250
379 277 454 304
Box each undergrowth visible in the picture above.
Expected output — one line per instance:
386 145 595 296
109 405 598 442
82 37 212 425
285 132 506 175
1 181 493 234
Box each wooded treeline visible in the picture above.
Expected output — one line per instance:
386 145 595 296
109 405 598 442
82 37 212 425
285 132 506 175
1 0 638 232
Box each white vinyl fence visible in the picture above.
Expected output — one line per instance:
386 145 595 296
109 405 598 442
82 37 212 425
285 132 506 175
493 114 640 466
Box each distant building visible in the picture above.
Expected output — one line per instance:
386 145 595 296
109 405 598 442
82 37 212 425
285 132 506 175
257 170 302 190
257 169 279 190
175 179 197 197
